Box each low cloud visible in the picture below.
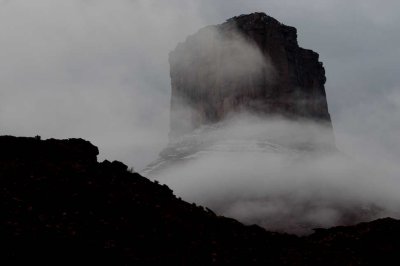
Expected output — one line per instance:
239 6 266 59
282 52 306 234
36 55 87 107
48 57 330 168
152 116 400 235
169 24 275 138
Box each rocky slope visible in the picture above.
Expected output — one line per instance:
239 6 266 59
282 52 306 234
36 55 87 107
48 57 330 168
169 12 332 139
1 135 400 265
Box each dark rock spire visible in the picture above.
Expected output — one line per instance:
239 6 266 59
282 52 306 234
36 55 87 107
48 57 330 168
169 12 332 139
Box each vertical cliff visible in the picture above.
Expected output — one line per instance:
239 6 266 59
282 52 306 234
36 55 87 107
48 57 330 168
143 12 335 176
169 12 332 139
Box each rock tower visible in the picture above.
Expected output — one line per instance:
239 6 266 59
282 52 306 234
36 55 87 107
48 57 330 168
169 12 332 139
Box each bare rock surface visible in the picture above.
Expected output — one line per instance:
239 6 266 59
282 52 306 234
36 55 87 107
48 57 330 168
169 12 332 139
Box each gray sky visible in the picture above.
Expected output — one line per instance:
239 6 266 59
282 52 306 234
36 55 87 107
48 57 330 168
0 0 399 169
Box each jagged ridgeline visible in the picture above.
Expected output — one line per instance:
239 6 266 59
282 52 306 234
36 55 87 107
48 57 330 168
169 12 332 139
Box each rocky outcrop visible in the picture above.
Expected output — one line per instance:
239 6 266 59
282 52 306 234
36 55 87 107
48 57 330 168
169 12 332 139
144 12 335 177
1 135 400 265
0 135 99 164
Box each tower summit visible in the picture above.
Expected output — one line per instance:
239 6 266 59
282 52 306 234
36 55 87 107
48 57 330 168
169 12 332 139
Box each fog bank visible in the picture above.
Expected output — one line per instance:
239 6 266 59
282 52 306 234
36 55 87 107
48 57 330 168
154 116 400 234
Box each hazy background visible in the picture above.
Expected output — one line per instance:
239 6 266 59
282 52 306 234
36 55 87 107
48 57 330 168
1 0 399 170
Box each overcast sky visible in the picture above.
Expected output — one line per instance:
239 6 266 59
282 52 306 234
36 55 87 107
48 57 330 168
0 0 399 169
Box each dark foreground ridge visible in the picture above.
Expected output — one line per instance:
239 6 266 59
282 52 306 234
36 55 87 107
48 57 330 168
1 136 400 265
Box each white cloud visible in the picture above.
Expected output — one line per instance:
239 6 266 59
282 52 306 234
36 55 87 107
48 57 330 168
154 117 400 235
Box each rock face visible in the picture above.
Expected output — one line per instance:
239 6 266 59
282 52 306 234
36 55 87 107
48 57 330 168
169 12 332 139
1 135 400 265
143 12 335 176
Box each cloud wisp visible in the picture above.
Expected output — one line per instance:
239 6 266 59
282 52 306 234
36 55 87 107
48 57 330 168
154 116 400 235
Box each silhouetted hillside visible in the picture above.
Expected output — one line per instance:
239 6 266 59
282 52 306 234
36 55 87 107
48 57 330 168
1 136 399 265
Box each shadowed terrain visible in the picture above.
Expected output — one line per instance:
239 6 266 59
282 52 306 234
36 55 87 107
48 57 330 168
1 135 400 265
